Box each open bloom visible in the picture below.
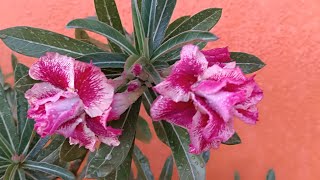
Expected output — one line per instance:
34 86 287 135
150 45 263 154
26 53 143 151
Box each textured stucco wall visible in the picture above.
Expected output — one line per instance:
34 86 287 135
0 0 319 179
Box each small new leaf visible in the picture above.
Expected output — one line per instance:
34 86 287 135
60 139 87 162
230 52 265 74
222 133 241 145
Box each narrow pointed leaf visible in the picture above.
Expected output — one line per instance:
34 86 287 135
60 139 87 162
230 52 265 74
26 136 50 160
4 164 18 180
165 16 190 39
152 0 177 50
14 64 38 93
132 0 146 55
17 168 26 180
0 83 18 152
165 8 222 40
202 151 210 163
94 0 124 53
0 27 104 58
141 0 156 38
23 161 75 180
105 145 134 180
0 69 4 86
36 135 65 162
15 64 36 154
136 116 152 143
77 52 127 68
222 132 241 145
152 31 217 61
67 19 138 55
0 133 14 159
159 156 173 180
11 54 18 71
133 145 154 180
75 29 111 51
266 169 275 180
86 99 141 178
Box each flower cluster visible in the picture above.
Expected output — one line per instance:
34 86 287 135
25 53 143 151
150 45 263 154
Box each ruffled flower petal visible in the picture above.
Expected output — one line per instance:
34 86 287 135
108 87 145 121
86 115 122 146
69 122 97 152
74 61 114 117
151 95 196 129
201 47 231 66
56 114 85 137
29 52 75 89
154 45 208 102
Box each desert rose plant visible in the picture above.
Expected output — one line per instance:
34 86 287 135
0 0 265 179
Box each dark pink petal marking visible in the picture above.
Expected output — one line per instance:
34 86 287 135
29 52 75 89
74 61 114 117
150 95 196 129
201 47 231 66
69 122 97 152
56 114 85 137
154 45 208 102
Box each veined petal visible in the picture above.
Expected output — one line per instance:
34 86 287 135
108 87 145 121
201 47 231 66
34 96 84 137
234 78 263 124
25 82 65 109
29 52 75 89
193 82 246 122
74 61 114 117
154 45 208 102
69 122 97 152
56 114 85 137
86 115 122 146
150 95 196 129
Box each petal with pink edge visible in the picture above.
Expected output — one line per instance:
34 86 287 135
56 114 85 137
74 61 114 117
201 47 231 66
108 88 145 121
193 81 246 122
35 95 84 137
154 45 208 102
69 122 97 152
86 115 122 146
150 95 196 129
29 52 75 89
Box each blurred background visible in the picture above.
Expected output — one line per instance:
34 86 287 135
0 0 319 179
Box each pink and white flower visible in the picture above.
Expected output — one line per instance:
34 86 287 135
26 52 143 151
150 45 263 154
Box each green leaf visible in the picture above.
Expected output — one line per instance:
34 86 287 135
151 30 218 61
230 52 265 74
14 64 38 93
159 156 173 180
266 169 275 180
76 52 127 68
222 133 241 145
144 63 162 84
132 0 147 56
141 0 156 52
11 54 18 71
152 0 176 50
234 171 240 180
201 151 210 163
94 0 125 53
133 145 154 180
136 116 152 143
36 135 65 162
162 123 206 180
3 164 18 180
0 133 14 159
60 139 87 162
26 136 50 160
75 29 110 52
142 89 169 146
105 145 134 180
24 170 51 180
0 26 104 58
0 83 18 152
165 16 190 38
86 98 141 178
165 8 222 40
17 168 26 180
23 161 75 180
0 69 4 86
15 64 36 155
67 19 138 55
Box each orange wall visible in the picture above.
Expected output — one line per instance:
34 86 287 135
0 0 319 179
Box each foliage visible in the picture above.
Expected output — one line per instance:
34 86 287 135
0 0 266 179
